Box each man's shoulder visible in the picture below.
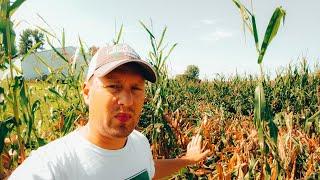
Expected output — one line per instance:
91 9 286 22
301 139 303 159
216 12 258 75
9 130 81 179
40 130 78 148
30 130 79 160
129 130 150 145
130 129 147 139
131 129 145 137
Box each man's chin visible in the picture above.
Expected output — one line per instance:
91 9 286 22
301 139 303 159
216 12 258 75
109 126 134 138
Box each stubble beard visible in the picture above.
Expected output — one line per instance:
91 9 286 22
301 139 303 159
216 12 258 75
105 118 138 138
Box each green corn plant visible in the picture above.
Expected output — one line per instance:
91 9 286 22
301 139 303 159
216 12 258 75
36 26 88 136
0 0 27 166
12 76 43 148
139 21 179 158
232 0 286 178
78 36 88 66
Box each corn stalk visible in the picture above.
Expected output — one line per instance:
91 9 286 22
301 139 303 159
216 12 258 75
232 0 286 178
0 0 26 170
140 21 178 158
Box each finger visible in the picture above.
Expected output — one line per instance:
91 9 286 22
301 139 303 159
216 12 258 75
193 134 198 147
194 150 211 163
196 134 202 147
197 127 202 134
187 142 191 150
191 136 196 146
199 134 203 144
203 149 210 155
199 150 210 161
200 150 211 160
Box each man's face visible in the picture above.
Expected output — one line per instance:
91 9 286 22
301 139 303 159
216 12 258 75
84 65 145 139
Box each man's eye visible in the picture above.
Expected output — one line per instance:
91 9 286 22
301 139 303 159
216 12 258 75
106 85 121 89
132 87 142 91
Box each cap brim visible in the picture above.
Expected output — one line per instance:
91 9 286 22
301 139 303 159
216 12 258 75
94 59 157 83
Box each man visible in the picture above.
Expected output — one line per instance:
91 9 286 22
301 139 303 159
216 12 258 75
10 43 210 179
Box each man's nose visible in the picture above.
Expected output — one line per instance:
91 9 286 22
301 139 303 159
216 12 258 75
118 89 133 107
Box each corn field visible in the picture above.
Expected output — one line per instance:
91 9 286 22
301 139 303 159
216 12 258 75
0 0 319 179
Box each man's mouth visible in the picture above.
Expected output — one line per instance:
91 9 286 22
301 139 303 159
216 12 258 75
115 113 132 123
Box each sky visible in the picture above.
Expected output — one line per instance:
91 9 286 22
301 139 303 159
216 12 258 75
12 0 320 79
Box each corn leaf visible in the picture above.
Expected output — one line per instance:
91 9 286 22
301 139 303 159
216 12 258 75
78 36 88 65
163 43 177 62
20 41 42 62
0 21 5 34
258 125 264 151
265 162 271 178
48 87 66 101
157 26 167 50
258 7 286 64
37 26 55 38
3 20 17 56
149 35 157 58
62 28 65 49
63 112 76 135
0 1 9 18
0 86 4 105
0 116 15 153
154 97 162 115
232 0 241 9
31 100 40 117
254 84 266 125
139 21 155 39
232 0 252 16
12 76 23 91
269 120 278 143
36 13 58 41
252 15 260 52
19 78 28 108
46 36 68 63
9 0 26 16
34 53 54 73
305 110 320 133
114 24 123 45
36 137 47 147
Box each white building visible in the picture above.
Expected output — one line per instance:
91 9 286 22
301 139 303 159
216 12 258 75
0 46 90 80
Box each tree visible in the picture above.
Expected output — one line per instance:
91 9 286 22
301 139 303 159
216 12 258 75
184 65 200 81
18 29 45 55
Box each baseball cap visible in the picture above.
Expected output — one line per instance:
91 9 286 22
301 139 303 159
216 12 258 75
85 43 157 83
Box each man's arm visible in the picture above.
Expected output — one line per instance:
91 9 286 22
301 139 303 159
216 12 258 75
153 134 210 179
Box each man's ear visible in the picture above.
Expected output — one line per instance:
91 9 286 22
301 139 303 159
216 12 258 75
82 81 90 106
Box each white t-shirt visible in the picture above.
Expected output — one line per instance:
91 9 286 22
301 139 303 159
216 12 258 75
9 129 155 180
